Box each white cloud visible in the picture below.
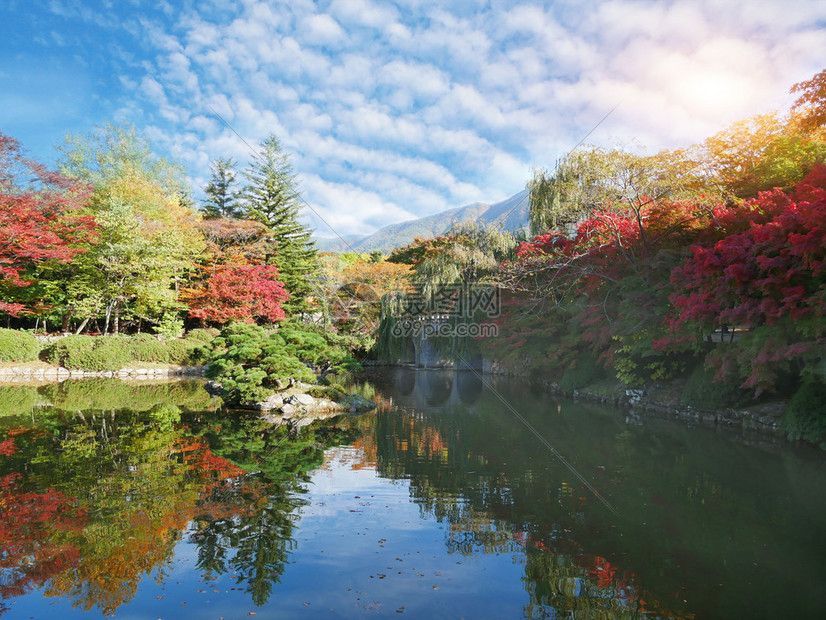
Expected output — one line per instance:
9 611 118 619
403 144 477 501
300 13 346 46
84 0 826 239
328 0 399 29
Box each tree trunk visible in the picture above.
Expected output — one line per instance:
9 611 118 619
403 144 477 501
103 301 115 335
75 317 90 335
113 304 120 335
62 312 71 334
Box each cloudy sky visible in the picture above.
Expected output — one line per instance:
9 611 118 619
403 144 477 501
2 0 824 238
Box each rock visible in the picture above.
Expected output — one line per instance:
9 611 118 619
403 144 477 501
280 403 297 417
285 393 315 407
204 381 223 396
625 389 645 405
264 394 284 407
252 397 284 412
343 394 377 414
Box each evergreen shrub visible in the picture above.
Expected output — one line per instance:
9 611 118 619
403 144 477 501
184 328 219 344
126 333 169 363
782 379 826 447
558 353 606 392
0 329 41 362
681 363 751 409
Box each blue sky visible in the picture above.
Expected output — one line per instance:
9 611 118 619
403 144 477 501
2 0 825 238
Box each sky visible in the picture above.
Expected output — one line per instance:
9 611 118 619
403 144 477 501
2 0 825 239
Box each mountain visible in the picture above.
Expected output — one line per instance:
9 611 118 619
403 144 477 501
314 189 529 253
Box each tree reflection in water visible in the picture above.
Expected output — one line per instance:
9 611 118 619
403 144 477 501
0 379 354 616
1 373 826 618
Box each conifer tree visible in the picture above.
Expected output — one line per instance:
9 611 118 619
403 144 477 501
241 135 318 315
202 158 241 219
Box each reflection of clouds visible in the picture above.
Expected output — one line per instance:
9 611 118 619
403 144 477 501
321 446 369 471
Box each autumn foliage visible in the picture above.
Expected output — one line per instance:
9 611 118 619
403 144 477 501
664 165 826 392
184 262 290 324
0 133 96 315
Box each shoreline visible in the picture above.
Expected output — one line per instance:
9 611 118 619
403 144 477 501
0 361 207 383
490 368 793 445
0 360 802 448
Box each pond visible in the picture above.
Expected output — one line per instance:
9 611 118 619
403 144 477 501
1 370 825 619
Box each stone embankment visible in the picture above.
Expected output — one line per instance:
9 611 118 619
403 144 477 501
0 364 207 382
483 359 787 443
564 385 786 438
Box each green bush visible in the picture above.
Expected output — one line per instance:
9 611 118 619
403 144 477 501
205 321 362 406
782 380 826 447
681 363 752 409
558 353 607 392
125 333 169 363
43 335 131 371
185 328 219 344
42 334 215 369
154 312 185 340
612 329 690 387
43 335 95 367
0 329 41 362
78 337 130 371
165 339 209 365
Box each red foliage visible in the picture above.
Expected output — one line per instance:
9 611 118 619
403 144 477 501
0 473 86 600
0 437 17 456
185 262 290 324
0 133 96 315
669 166 826 330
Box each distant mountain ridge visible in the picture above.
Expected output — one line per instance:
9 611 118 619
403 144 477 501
314 190 529 253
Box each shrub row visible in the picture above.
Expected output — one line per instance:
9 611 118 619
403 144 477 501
0 329 41 362
41 331 216 371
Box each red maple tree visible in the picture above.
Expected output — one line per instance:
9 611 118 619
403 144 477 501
0 133 96 315
184 262 290 324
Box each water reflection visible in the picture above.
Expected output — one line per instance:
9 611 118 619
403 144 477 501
391 367 484 410
1 373 825 618
360 369 826 618
0 379 354 616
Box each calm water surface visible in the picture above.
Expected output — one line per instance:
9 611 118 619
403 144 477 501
1 371 825 619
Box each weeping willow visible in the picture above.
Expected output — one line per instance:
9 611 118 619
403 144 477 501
377 223 516 364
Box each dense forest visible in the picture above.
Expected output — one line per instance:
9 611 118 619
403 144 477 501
1 69 825 442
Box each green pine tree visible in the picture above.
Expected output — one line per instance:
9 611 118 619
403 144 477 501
240 135 318 315
203 157 241 219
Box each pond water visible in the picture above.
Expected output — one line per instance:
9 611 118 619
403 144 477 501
1 370 825 619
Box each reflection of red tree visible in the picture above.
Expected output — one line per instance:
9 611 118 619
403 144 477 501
175 436 247 480
0 438 16 456
175 436 266 523
0 473 86 604
524 533 692 616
